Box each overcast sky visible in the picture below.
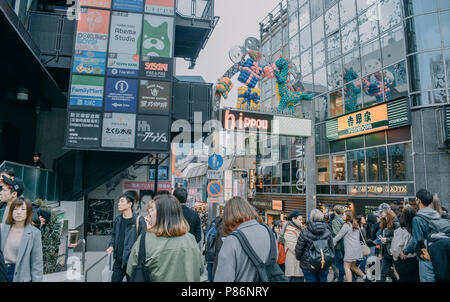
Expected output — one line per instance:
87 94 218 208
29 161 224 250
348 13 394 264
175 0 281 108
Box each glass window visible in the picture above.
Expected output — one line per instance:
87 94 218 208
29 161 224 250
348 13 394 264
312 15 325 45
340 0 356 25
343 48 361 76
280 137 289 161
315 123 330 154
378 0 402 33
313 41 326 70
282 162 291 183
347 150 365 182
290 35 300 58
346 136 364 150
272 30 282 52
291 159 299 184
300 3 310 30
283 25 290 46
387 127 411 144
331 185 347 194
289 12 299 38
362 39 381 76
327 32 341 61
314 67 328 93
330 139 345 152
447 50 450 89
440 0 450 9
330 89 344 117
300 25 312 52
328 59 343 89
405 14 441 54
384 61 408 102
367 146 388 182
311 0 324 20
273 163 282 184
316 95 329 121
317 185 331 194
302 48 313 75
344 79 363 112
288 0 298 16
441 11 450 47
357 0 377 13
341 20 358 54
317 156 330 184
359 6 379 44
366 132 386 147
325 4 339 35
381 27 405 67
262 40 271 58
388 143 413 181
362 72 385 107
403 0 438 16
411 90 448 106
304 73 313 87
408 51 445 92
332 154 346 181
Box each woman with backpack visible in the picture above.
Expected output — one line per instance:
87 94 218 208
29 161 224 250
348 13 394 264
284 210 304 282
295 209 333 282
379 208 400 282
332 210 369 282
126 194 203 282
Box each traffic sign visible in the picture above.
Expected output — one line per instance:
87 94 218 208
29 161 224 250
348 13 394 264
208 153 223 170
207 170 223 179
207 181 223 197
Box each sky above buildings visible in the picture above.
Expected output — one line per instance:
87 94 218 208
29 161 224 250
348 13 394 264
175 0 280 108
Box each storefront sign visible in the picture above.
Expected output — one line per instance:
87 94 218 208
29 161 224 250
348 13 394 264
326 98 410 141
140 56 173 80
138 80 171 114
73 50 106 75
66 111 102 148
135 115 169 150
107 53 140 77
75 8 110 53
123 181 171 190
251 201 273 210
145 0 175 15
101 112 136 148
141 15 174 58
69 75 104 108
222 109 272 132
80 0 111 8
349 184 409 196
272 200 283 211
112 0 144 12
104 78 138 112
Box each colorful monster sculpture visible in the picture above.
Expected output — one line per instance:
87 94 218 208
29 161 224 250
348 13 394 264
248 50 262 62
237 86 261 110
263 64 277 79
344 68 362 112
238 57 263 89
361 71 391 103
215 77 233 99
274 57 314 114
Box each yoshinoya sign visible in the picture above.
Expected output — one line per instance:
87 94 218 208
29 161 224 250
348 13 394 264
326 98 410 141
140 56 173 80
222 109 272 132
138 80 171 114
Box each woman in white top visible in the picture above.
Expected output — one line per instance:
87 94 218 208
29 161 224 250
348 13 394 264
1 197 43 282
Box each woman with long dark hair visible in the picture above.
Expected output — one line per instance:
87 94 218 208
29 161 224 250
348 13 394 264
379 209 400 282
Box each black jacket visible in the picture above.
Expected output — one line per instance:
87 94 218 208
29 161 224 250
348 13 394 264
212 217 225 276
295 221 334 271
381 220 400 258
428 236 450 282
0 229 7 282
108 213 146 268
181 205 202 243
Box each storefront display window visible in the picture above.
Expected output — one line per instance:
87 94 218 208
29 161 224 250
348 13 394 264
367 146 388 182
384 61 408 101
330 89 343 117
317 156 330 184
346 136 364 150
347 149 365 182
388 143 413 181
316 123 330 154
366 131 386 147
291 159 299 183
332 154 346 182
281 137 289 160
273 163 281 184
317 185 331 194
300 25 312 52
330 139 345 153
340 0 356 25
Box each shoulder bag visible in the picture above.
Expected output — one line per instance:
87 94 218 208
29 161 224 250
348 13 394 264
359 228 371 257
129 232 152 282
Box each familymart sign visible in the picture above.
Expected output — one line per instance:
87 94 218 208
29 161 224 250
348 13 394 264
326 98 410 141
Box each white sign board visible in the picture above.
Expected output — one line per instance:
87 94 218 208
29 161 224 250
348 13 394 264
207 170 223 179
101 112 136 148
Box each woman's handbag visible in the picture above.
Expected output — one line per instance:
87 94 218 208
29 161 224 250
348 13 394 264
129 232 152 282
359 228 371 257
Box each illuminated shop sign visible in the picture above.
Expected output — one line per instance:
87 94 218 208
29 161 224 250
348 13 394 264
222 109 272 132
326 98 410 141
349 185 409 195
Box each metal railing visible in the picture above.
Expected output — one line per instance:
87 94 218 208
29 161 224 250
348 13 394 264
176 0 214 20
84 253 111 282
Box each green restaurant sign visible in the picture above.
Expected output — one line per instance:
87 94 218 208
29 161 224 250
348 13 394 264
326 98 410 141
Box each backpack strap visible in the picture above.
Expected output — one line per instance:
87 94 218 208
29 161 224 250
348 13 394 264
260 223 277 264
136 215 142 237
230 230 265 271
137 231 146 265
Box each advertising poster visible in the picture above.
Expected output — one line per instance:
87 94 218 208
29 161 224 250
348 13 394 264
101 112 136 148
138 80 170 114
141 15 173 58
66 111 102 148
107 12 142 76
112 0 144 12
140 56 173 80
136 115 169 150
69 75 104 108
73 50 106 75
75 8 110 53
145 0 175 15
149 166 169 180
80 0 111 8
104 78 138 112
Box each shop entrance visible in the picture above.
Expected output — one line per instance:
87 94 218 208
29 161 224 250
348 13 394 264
266 212 281 227
350 199 402 216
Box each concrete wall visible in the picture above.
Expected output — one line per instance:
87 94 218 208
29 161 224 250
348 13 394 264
60 200 85 230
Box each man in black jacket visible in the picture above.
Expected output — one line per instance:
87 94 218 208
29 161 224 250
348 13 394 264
173 188 201 243
106 193 146 282
416 237 450 282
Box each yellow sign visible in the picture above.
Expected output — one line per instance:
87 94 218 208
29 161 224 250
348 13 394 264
272 200 283 211
337 104 389 139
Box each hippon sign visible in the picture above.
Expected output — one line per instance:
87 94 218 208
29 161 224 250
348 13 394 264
222 109 272 132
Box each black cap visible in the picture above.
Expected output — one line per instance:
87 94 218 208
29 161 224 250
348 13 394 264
2 175 24 197
287 209 302 221
34 152 41 157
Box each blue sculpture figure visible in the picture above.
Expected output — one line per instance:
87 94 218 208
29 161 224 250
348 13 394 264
238 88 260 108
344 68 361 112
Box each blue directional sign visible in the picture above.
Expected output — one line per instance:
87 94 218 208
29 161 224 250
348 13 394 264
104 78 138 112
208 153 223 170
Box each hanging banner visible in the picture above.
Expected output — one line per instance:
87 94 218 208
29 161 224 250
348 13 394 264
73 50 106 75
69 75 104 108
101 112 136 148
136 115 170 150
138 80 171 114
104 78 138 112
112 0 144 12
80 0 111 8
66 111 102 148
75 8 110 52
141 15 173 58
145 0 175 15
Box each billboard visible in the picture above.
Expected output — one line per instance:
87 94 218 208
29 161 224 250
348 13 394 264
136 115 169 150
104 78 138 112
107 53 140 77
112 0 144 12
140 56 173 80
75 8 110 52
73 50 106 75
66 111 102 148
69 75 104 109
145 0 175 15
141 15 173 58
101 112 136 148
138 80 171 114
80 0 111 8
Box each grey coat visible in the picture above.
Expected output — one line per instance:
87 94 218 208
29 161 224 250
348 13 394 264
214 220 272 282
1 224 43 282
333 223 362 262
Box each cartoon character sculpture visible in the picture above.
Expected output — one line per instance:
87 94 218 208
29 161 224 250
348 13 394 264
274 57 314 114
263 64 277 79
215 77 233 99
237 86 260 110
238 58 263 89
361 71 391 104
344 68 362 112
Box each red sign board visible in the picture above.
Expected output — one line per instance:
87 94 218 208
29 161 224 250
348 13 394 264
123 181 171 191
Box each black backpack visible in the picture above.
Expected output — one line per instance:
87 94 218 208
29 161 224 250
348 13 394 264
308 239 334 271
416 214 450 239
230 223 288 282
129 232 152 282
